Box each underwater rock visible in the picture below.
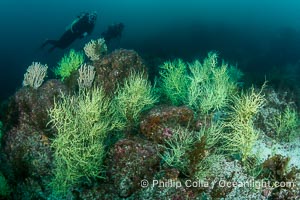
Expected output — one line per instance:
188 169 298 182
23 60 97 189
140 105 194 144
93 49 148 95
1 123 53 199
256 88 296 138
131 168 197 199
259 154 300 199
58 49 147 95
4 79 67 131
0 79 66 199
106 137 160 198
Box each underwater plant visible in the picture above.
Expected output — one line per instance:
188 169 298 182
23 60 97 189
160 120 224 177
158 52 240 113
187 52 237 114
54 49 84 81
114 71 158 126
48 87 123 197
196 121 223 150
22 62 48 89
188 120 226 178
159 126 196 174
159 59 189 106
222 85 265 162
273 106 299 141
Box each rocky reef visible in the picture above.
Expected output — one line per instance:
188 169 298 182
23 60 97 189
0 48 299 200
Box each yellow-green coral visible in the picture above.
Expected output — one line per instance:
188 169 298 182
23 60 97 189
229 86 265 124
196 121 223 150
114 71 158 126
223 120 259 162
159 126 196 174
188 52 237 113
274 106 299 141
159 59 189 105
158 52 240 113
55 49 84 80
222 84 265 162
48 87 123 197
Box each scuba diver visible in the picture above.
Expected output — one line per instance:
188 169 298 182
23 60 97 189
101 23 124 44
41 12 97 52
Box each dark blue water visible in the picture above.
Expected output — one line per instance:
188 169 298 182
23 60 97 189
1 0 300 101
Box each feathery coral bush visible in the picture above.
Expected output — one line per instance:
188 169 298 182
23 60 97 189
222 85 265 162
55 49 84 80
77 64 96 89
273 106 299 141
196 121 223 150
159 59 189 106
48 87 123 197
114 71 158 126
187 52 237 113
84 38 107 61
23 62 48 89
159 126 196 174
158 52 241 113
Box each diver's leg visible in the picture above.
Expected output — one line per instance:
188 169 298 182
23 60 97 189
48 45 57 52
40 39 57 49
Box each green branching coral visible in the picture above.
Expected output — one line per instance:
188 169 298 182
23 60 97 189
48 87 123 197
114 71 158 126
187 52 237 114
222 84 266 162
273 106 299 141
159 59 189 105
196 121 223 150
158 52 241 113
223 120 259 162
159 126 196 174
54 49 84 80
160 122 224 178
229 86 265 124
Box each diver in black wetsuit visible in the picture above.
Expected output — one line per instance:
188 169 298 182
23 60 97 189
41 12 97 52
101 23 124 44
